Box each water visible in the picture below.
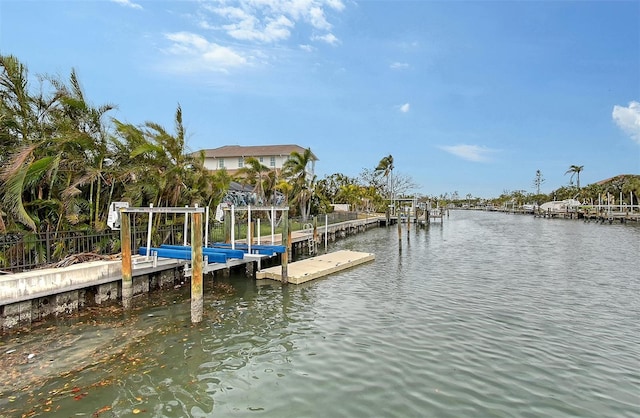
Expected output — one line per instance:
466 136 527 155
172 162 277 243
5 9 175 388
2 210 639 417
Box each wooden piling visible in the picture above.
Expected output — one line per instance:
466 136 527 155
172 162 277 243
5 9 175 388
313 215 318 244
397 212 402 249
191 211 203 323
120 211 133 309
281 212 289 284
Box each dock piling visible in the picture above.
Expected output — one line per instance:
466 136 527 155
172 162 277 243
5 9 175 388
397 212 402 249
191 211 203 323
120 210 133 309
282 212 289 284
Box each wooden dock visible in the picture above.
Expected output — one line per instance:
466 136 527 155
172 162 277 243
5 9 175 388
256 250 375 284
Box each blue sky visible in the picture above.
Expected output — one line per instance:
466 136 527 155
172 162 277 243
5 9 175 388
1 0 639 198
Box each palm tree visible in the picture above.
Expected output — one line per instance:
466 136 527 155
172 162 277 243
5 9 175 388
1 56 117 233
375 154 394 214
565 165 584 189
262 170 279 206
0 54 68 232
118 105 196 209
237 156 270 205
53 68 115 229
282 148 315 221
375 154 394 199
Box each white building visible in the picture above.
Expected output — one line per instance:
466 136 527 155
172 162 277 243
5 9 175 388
200 145 317 177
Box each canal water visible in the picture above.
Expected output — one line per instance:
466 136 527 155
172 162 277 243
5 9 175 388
2 210 639 417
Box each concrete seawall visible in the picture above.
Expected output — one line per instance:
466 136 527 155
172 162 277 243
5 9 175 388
0 258 184 331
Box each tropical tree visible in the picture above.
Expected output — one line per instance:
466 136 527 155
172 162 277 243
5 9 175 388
237 156 271 205
0 55 104 233
565 165 584 189
208 165 233 208
375 154 394 200
282 147 315 221
119 105 199 208
262 170 282 206
317 173 358 204
0 54 54 231
52 68 115 229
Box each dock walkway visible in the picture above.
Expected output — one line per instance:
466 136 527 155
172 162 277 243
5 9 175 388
256 250 375 284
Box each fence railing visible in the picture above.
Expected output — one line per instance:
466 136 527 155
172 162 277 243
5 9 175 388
0 212 363 273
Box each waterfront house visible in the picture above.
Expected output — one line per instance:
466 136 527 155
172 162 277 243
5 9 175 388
199 145 317 178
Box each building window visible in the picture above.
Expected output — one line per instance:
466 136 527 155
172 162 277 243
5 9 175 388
259 156 264 163
238 157 244 168
218 158 225 169
270 156 276 167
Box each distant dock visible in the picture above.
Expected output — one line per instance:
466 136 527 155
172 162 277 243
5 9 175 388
256 250 375 284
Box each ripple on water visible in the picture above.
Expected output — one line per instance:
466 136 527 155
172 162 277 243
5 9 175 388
3 212 639 417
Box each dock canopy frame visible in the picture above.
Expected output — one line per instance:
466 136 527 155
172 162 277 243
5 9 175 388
119 206 206 323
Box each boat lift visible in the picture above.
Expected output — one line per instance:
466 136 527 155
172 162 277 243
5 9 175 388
118 205 207 323
116 204 293 323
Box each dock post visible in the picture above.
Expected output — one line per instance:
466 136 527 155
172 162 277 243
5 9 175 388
271 206 275 244
324 214 328 252
224 208 231 243
205 206 210 247
257 218 261 245
191 211 203 323
121 210 133 309
231 204 236 250
313 215 318 245
145 203 153 260
397 211 402 249
281 211 289 284
183 205 189 246
248 204 252 253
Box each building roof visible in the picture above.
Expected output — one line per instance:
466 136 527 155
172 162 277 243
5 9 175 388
200 145 318 161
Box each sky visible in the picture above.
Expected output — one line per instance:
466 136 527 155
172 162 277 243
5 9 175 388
1 0 639 199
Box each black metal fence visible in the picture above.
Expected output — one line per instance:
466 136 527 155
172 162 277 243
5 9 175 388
0 212 361 273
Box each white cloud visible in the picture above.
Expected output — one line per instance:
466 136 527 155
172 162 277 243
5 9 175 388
203 0 345 45
299 44 315 52
164 32 249 71
325 0 346 12
312 33 340 45
438 144 498 162
390 62 409 70
612 101 640 144
399 103 410 113
223 14 294 42
308 6 332 31
111 0 142 10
